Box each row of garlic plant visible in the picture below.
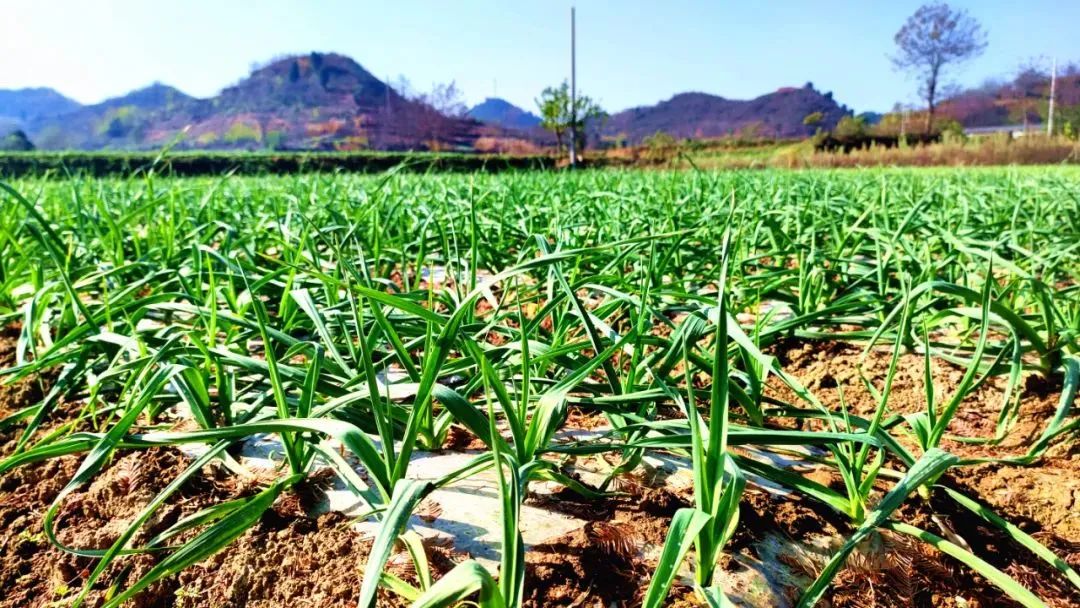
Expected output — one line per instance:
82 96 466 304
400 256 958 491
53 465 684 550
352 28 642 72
0 166 1076 606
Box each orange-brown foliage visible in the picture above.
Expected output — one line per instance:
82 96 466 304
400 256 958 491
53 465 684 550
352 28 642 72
473 137 543 155
305 119 347 138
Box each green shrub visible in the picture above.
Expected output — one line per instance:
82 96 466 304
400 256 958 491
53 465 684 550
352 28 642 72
0 130 34 152
224 121 263 144
833 116 867 140
265 130 286 150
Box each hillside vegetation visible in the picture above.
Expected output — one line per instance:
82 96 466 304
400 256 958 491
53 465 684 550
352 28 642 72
0 55 852 153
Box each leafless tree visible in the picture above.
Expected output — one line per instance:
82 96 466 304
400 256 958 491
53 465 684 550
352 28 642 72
424 81 467 118
377 78 467 150
412 81 467 149
389 75 415 100
892 3 987 133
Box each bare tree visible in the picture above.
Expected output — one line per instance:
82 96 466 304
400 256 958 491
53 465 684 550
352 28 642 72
402 81 468 150
892 3 987 133
424 81 467 118
389 75 415 100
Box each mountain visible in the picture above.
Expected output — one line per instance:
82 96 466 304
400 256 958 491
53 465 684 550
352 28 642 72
599 84 851 144
9 53 865 151
468 98 542 130
24 53 489 151
21 83 194 149
100 83 192 111
940 64 1080 128
183 52 483 150
0 87 82 126
857 111 884 125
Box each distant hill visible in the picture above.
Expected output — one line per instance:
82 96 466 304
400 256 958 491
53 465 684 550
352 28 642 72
599 84 851 144
21 53 489 151
23 83 194 149
0 87 82 126
857 111 884 125
468 98 542 130
5 53 867 151
940 65 1080 128
186 53 485 150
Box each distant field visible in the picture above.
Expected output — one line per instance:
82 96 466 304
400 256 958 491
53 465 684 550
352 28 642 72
4 134 1079 178
0 168 1078 607
605 136 1080 170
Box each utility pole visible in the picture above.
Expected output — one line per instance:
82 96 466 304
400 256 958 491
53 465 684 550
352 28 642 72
1047 57 1057 136
384 74 392 149
569 7 577 167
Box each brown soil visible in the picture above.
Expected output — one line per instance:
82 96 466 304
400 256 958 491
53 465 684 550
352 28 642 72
442 424 488 451
767 339 1072 460
0 437 428 608
764 339 1080 606
522 476 1080 607
0 327 56 459
441 404 611 452
563 405 611 431
0 448 229 608
521 486 691 607
175 510 411 608
0 322 423 608
1 456 81 607
906 492 1080 608
948 457 1080 543
732 488 983 608
2 331 1078 607
172 469 447 608
0 327 188 607
767 339 1080 544
0 427 433 608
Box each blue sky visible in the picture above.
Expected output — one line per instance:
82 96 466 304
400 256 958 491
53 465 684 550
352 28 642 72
1 1 1076 114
